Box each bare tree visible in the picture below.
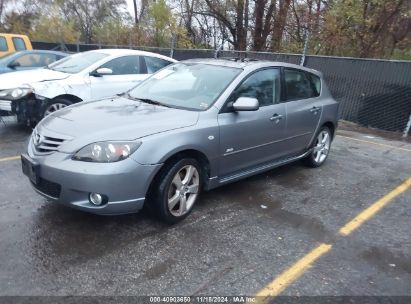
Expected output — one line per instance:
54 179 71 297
252 0 276 51
271 0 291 51
133 0 138 24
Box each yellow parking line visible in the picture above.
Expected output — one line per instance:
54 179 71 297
337 135 411 153
256 177 411 299
256 243 332 300
0 155 20 162
339 177 411 236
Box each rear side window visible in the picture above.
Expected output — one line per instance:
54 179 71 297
144 56 172 73
12 37 27 51
284 69 317 100
0 37 8 51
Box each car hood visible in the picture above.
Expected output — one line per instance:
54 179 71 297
0 68 69 90
38 96 199 153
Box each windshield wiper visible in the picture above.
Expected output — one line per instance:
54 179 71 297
127 95 172 108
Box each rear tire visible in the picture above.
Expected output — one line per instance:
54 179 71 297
303 126 332 168
150 158 202 224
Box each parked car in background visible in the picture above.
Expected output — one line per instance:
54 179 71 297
0 49 176 125
22 59 338 224
0 33 33 57
0 50 68 74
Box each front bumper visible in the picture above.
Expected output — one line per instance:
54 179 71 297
0 95 47 124
24 144 162 215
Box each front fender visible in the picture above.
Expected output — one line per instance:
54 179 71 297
130 114 220 177
30 82 67 99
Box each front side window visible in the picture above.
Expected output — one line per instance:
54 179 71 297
228 68 281 107
12 37 27 51
129 63 242 111
13 53 57 67
285 69 317 100
48 52 108 74
0 37 8 51
144 56 172 73
99 55 140 75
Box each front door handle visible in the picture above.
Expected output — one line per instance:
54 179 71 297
310 106 321 114
270 113 283 123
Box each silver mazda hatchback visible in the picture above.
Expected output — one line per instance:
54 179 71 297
22 59 338 223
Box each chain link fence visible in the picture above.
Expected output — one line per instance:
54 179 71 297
32 41 411 136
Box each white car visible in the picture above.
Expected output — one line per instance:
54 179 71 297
0 49 176 125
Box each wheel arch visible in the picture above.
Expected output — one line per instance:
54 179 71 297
51 94 83 103
160 149 211 180
322 121 336 139
147 148 212 199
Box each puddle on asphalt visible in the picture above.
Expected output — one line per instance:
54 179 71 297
200 163 333 242
144 258 173 280
362 246 411 274
28 203 167 271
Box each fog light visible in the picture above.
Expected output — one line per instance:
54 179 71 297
89 193 104 206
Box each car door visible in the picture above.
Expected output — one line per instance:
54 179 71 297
89 55 146 99
283 68 323 155
217 68 288 177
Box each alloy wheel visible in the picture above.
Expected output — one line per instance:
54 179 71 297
167 165 200 217
44 103 67 116
313 130 331 164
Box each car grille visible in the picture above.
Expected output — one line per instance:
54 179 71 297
35 136 66 154
32 178 61 199
32 129 67 155
0 100 12 112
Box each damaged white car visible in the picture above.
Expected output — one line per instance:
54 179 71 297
0 49 176 125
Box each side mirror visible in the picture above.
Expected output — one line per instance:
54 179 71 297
232 97 259 111
8 61 21 69
90 68 113 77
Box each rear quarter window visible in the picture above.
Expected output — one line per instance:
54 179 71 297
0 37 8 51
12 37 27 51
144 56 172 73
307 72 321 97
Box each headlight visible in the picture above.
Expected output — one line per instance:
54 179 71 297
73 141 142 162
0 87 33 100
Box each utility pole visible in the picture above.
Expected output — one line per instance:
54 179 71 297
300 27 310 66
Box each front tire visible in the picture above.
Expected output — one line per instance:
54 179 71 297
303 126 332 167
151 158 202 224
42 98 72 118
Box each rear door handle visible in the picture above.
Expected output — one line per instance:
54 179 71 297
270 113 283 123
310 106 321 113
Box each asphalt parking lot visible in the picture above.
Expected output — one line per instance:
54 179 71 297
0 119 410 299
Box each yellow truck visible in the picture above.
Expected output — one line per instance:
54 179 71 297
0 34 33 57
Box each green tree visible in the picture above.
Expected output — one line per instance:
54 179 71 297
30 5 78 43
320 0 410 58
149 0 174 47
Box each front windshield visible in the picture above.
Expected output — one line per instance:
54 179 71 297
129 63 242 111
47 51 108 74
